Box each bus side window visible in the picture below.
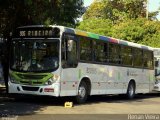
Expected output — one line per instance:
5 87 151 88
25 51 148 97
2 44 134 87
67 40 78 66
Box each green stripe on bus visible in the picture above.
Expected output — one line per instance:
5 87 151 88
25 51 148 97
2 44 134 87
118 72 121 80
10 71 53 85
79 69 82 79
88 33 99 39
149 74 154 82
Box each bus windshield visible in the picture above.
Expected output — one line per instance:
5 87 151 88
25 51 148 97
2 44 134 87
10 39 59 72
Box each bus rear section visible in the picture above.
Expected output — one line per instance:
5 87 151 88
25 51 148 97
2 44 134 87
153 48 160 92
154 58 160 91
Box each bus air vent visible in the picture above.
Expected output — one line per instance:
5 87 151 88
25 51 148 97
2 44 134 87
22 86 39 91
17 74 47 79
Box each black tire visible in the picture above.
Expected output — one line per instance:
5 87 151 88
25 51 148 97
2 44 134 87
76 81 88 104
126 82 135 99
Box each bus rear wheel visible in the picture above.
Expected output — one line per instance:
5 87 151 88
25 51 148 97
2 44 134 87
76 81 88 104
126 81 135 99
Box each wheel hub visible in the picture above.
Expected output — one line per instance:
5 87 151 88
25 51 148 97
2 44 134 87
78 86 86 98
129 85 134 96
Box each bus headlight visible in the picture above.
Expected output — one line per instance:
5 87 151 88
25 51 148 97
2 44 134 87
45 75 59 85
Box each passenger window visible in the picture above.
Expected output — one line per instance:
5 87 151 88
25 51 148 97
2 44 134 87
79 37 92 61
93 40 108 63
133 48 143 67
121 46 132 66
109 43 121 64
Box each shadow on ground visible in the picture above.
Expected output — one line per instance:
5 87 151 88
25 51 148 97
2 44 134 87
0 87 71 115
85 93 160 106
0 86 160 115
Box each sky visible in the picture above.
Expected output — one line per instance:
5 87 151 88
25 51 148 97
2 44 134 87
84 0 160 20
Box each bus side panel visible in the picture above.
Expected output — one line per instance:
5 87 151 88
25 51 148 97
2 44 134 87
149 70 155 92
60 63 108 96
60 67 80 96
60 63 154 96
86 63 107 95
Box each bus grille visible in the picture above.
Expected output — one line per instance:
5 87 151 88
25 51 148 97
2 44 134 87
17 74 47 80
22 86 39 91
20 81 43 85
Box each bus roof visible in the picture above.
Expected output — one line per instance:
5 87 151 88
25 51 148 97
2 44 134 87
17 25 153 51
63 26 153 51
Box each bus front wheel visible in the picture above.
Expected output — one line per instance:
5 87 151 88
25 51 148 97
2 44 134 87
76 81 88 104
126 81 135 99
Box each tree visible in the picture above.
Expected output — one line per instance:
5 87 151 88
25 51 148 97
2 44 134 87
83 1 106 20
83 0 159 23
77 18 160 47
77 0 160 47
77 18 113 36
111 18 160 47
0 0 85 92
0 0 85 37
149 11 159 21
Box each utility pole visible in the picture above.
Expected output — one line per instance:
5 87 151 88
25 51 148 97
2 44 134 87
146 0 149 19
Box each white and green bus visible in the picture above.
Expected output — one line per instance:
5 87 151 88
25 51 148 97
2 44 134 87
8 25 154 103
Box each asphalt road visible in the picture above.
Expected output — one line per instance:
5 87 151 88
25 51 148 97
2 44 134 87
0 87 160 120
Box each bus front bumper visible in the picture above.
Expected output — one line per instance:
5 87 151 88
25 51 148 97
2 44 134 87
8 81 60 97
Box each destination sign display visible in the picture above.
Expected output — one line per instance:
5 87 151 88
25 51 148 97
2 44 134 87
15 27 60 38
19 29 53 37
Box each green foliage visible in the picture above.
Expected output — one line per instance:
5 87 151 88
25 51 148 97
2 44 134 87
0 0 84 37
83 1 106 20
83 0 159 23
83 0 149 23
112 18 160 47
77 0 160 47
77 19 113 36
112 19 146 42
77 18 160 47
